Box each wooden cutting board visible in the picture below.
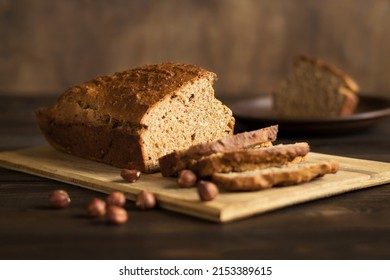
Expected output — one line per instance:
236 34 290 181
0 146 389 223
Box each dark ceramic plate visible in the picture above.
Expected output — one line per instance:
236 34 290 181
228 95 390 135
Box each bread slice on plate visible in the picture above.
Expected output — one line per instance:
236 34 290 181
273 55 359 119
159 125 279 177
212 160 339 191
190 142 310 177
36 63 235 173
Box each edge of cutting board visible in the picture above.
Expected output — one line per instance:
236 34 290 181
0 146 389 223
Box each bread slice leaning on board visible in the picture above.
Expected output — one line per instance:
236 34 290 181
158 125 339 191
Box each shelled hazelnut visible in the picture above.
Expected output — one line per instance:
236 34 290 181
106 206 128 225
135 190 156 210
106 191 126 207
120 169 141 183
87 198 106 217
178 169 197 188
48 189 71 209
197 180 219 201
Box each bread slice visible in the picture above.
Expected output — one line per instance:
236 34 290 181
212 160 339 191
190 142 310 177
273 55 359 119
36 63 235 173
158 125 279 177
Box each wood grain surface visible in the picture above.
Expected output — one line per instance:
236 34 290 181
1 146 389 223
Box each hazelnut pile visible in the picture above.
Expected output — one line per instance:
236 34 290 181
86 191 129 224
47 168 157 226
46 166 217 225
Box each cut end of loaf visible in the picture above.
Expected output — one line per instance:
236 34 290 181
141 77 235 172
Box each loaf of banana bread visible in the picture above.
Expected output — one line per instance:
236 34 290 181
36 63 235 173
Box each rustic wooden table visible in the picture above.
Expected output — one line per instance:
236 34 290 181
0 94 389 260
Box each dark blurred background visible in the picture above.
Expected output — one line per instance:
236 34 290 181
1 0 389 98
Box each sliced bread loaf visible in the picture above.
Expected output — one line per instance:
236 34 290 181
212 160 339 191
273 55 359 119
36 63 235 173
190 142 310 177
158 125 279 177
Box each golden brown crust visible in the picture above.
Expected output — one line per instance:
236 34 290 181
212 160 339 191
338 86 359 116
51 63 216 126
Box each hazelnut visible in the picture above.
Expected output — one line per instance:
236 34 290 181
120 169 141 183
135 190 156 210
106 206 128 225
87 198 106 217
197 180 219 201
48 189 71 208
178 169 197 188
106 191 126 207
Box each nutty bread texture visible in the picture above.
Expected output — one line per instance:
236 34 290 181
273 55 359 119
190 142 310 177
36 62 235 173
212 160 339 191
158 125 279 177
